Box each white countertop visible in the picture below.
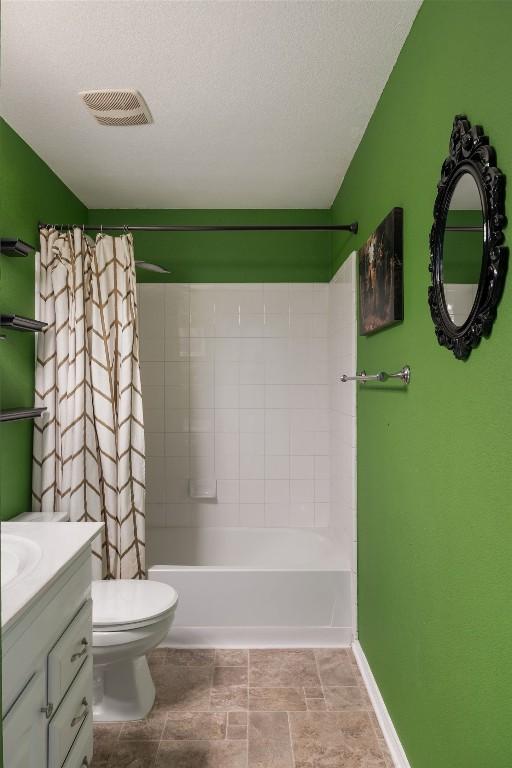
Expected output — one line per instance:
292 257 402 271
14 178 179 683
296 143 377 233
1 521 103 632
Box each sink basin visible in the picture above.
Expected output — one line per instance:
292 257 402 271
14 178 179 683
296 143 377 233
1 534 42 588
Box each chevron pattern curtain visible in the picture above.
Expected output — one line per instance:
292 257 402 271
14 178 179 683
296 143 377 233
33 228 146 579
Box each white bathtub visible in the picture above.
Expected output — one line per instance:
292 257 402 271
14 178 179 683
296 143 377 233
147 527 353 647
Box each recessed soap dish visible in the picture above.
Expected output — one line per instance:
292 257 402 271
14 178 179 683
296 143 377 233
188 478 217 500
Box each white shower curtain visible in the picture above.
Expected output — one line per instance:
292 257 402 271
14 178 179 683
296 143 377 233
33 228 146 579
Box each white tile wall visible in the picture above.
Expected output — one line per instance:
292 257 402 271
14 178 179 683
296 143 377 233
328 253 357 629
138 282 334 529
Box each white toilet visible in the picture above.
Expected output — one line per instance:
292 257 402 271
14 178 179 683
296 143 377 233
14 511 178 722
92 579 178 722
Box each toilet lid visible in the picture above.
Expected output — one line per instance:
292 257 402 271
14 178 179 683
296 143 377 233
92 579 178 629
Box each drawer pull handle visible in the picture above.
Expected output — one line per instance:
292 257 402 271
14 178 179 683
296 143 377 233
70 697 89 728
71 638 88 662
40 702 54 719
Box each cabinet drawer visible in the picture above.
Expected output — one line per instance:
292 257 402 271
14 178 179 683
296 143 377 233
49 656 93 768
48 600 92 706
61 711 93 768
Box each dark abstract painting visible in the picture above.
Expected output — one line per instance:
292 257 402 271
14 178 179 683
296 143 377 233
358 207 403 335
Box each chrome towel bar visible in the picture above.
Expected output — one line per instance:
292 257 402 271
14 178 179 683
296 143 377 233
340 365 410 385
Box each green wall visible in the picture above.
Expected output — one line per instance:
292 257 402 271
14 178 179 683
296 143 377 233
331 2 512 767
0 119 87 521
88 209 332 283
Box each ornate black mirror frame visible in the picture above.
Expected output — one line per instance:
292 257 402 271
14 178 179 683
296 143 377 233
428 115 507 360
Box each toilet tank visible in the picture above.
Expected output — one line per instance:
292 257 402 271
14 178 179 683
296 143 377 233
12 510 70 522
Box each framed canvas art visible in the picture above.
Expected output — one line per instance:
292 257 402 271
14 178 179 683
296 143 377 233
358 207 403 335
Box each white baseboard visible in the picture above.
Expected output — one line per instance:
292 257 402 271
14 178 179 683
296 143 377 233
162 626 353 648
352 640 411 768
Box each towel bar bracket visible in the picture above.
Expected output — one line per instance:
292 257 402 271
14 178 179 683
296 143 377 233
340 365 410 385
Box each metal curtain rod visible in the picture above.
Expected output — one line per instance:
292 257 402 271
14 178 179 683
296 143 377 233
39 222 358 234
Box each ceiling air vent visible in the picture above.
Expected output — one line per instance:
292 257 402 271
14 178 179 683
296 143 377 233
79 89 152 126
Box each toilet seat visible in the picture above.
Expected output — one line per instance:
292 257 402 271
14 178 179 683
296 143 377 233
92 579 178 632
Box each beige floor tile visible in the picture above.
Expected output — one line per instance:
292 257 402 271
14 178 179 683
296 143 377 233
249 649 320 687
290 710 384 767
162 712 227 740
215 649 248 666
106 740 159 768
248 737 294 768
323 686 372 712
249 686 306 711
303 686 323 698
306 698 327 711
93 724 122 768
155 739 247 768
210 685 248 711
119 710 166 741
213 666 248 686
315 649 358 686
368 711 394 766
291 738 387 768
95 648 386 768
229 712 248 726
163 649 215 666
248 711 290 741
288 711 375 743
248 711 293 768
153 665 212 712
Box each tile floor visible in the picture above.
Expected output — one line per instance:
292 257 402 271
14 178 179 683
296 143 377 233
92 648 393 768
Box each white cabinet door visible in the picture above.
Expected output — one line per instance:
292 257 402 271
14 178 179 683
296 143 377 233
3 671 46 768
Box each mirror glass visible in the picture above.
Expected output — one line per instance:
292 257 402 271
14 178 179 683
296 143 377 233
442 173 484 326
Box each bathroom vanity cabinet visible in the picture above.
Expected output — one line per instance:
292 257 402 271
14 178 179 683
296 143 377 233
1 522 102 768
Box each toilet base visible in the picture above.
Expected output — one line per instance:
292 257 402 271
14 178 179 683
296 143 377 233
93 655 156 722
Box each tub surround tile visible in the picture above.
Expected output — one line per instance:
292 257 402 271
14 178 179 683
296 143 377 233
141 280 340 532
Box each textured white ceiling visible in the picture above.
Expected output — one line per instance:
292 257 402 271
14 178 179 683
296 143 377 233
1 0 420 209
